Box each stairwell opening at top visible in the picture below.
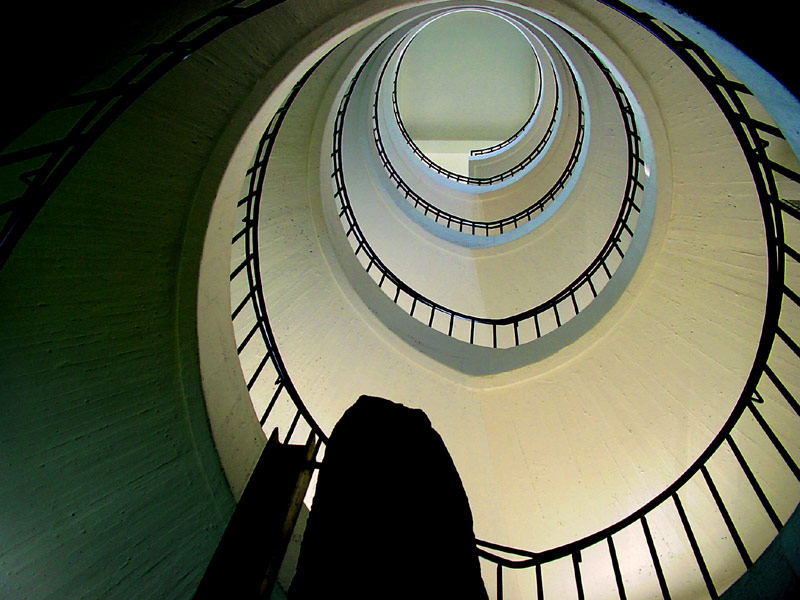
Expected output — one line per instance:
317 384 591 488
394 9 539 179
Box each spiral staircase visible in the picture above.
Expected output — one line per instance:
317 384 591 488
1 1 799 599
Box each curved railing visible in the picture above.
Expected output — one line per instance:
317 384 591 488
390 25 564 187
472 7 800 599
469 41 544 157
338 22 643 348
374 28 581 236
230 57 329 450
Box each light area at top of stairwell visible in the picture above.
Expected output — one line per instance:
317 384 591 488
370 17 572 222
395 9 537 145
379 29 594 250
465 22 549 170
386 15 545 194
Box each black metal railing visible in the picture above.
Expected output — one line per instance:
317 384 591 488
0 0 288 271
373 26 583 236
472 5 800 599
336 20 644 348
389 26 564 186
469 40 544 157
230 56 329 450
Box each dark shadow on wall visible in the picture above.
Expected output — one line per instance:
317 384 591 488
0 0 232 147
289 395 488 600
663 0 799 99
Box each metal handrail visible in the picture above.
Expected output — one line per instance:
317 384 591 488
336 21 644 348
230 55 330 449
373 25 582 236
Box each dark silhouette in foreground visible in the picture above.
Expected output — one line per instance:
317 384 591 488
290 395 488 599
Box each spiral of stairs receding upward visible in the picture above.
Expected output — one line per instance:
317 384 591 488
215 2 800 597
1 1 800 599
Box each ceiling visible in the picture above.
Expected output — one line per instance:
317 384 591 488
396 10 538 142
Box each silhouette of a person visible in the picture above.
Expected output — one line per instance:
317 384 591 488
290 395 488 599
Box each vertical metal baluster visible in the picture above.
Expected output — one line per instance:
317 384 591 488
747 400 800 481
588 276 598 297
535 563 544 600
673 492 717 598
726 433 782 530
246 353 270 391
641 515 671 599
701 465 752 567
764 364 800 417
777 326 800 359
260 380 285 426
231 288 253 320
285 409 302 443
573 552 584 600
496 564 503 600
607 536 627 600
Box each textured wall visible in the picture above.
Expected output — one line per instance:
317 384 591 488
0 0 311 597
0 27 236 600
